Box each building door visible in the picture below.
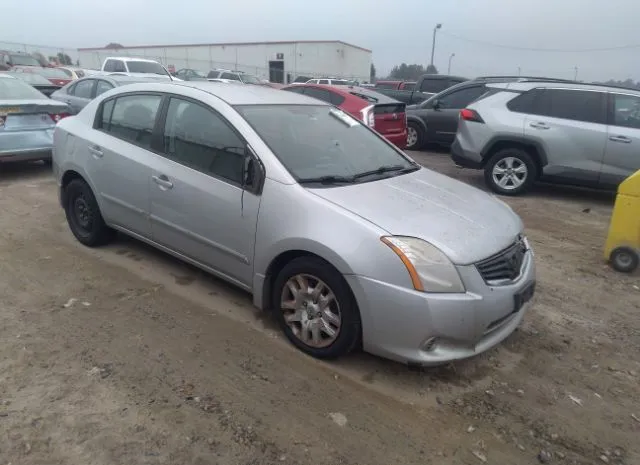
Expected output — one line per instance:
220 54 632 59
269 61 284 84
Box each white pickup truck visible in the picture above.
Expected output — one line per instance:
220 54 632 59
100 57 179 81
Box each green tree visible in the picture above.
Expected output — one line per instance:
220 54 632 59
370 63 376 82
425 64 439 74
57 52 73 66
388 63 426 80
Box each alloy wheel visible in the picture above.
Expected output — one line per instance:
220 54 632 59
407 126 418 148
492 156 528 190
280 274 341 348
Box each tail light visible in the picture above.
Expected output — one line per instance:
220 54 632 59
460 108 484 123
49 112 71 123
361 105 375 128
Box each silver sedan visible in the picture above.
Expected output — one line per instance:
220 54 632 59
52 81 536 366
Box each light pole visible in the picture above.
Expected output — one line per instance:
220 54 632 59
517 66 521 76
447 53 455 74
574 66 578 81
429 23 442 69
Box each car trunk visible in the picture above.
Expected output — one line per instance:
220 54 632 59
373 102 406 137
0 100 69 131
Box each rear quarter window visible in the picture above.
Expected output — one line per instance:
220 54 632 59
507 89 541 113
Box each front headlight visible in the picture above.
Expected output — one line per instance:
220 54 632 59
381 236 465 293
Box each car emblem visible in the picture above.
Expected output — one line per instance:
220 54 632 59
392 113 398 120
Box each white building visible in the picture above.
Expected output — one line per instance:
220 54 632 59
77 40 372 84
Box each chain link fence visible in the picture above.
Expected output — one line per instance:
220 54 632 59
0 40 79 66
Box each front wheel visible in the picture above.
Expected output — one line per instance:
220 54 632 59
272 257 361 359
484 148 537 196
610 247 639 273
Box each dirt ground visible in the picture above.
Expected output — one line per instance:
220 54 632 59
0 151 638 465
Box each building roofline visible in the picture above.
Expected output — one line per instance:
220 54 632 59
78 40 372 53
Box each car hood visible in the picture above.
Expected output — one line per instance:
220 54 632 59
308 168 523 265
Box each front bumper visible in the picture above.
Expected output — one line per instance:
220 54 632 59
346 250 536 365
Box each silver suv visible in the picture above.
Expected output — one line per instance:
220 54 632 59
451 81 640 195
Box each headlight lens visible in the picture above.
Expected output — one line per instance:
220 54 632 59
381 236 465 293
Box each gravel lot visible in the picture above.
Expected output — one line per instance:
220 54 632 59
0 150 638 465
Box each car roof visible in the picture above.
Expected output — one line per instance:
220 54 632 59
490 80 640 94
0 73 16 79
126 81 329 105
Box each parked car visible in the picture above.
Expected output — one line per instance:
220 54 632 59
53 81 536 365
375 80 416 91
101 57 176 81
289 75 313 85
173 69 208 81
206 69 262 84
51 75 152 114
14 67 73 87
305 77 354 86
0 50 43 71
0 73 70 163
57 67 86 80
282 84 407 148
452 80 640 195
3 71 62 97
375 74 469 106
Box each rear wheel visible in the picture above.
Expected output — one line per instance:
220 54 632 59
484 148 537 195
272 257 361 359
610 247 639 273
406 122 424 150
64 179 115 247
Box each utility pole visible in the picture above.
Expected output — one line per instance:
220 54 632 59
574 66 578 81
430 23 442 68
447 53 455 74
517 66 521 77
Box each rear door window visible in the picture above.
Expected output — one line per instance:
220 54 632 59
539 89 606 124
318 79 329 84
100 94 162 149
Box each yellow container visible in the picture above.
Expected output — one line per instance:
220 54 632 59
604 169 640 273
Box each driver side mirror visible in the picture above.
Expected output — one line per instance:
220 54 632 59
432 99 441 110
243 151 264 195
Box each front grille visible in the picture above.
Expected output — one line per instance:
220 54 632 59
476 238 527 283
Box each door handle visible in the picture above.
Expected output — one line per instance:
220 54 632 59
609 135 632 144
529 122 550 130
152 174 173 189
87 145 103 158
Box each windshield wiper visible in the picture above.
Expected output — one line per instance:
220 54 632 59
297 175 356 185
352 164 418 180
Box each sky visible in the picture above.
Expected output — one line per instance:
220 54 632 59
2 0 639 82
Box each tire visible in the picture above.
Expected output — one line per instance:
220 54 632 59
272 256 361 359
406 121 425 150
484 148 537 196
610 247 639 273
63 178 115 247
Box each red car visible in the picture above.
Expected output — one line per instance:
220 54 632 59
374 80 416 91
13 67 72 87
282 84 407 148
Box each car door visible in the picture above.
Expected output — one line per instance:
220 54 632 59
521 88 608 186
64 79 95 114
87 93 163 237
423 85 487 145
147 96 260 287
600 92 640 188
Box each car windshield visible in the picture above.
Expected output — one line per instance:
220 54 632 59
127 61 168 75
10 54 41 66
241 74 261 84
36 68 69 78
236 104 417 182
0 77 46 99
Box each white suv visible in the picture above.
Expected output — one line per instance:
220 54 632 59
452 81 640 195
